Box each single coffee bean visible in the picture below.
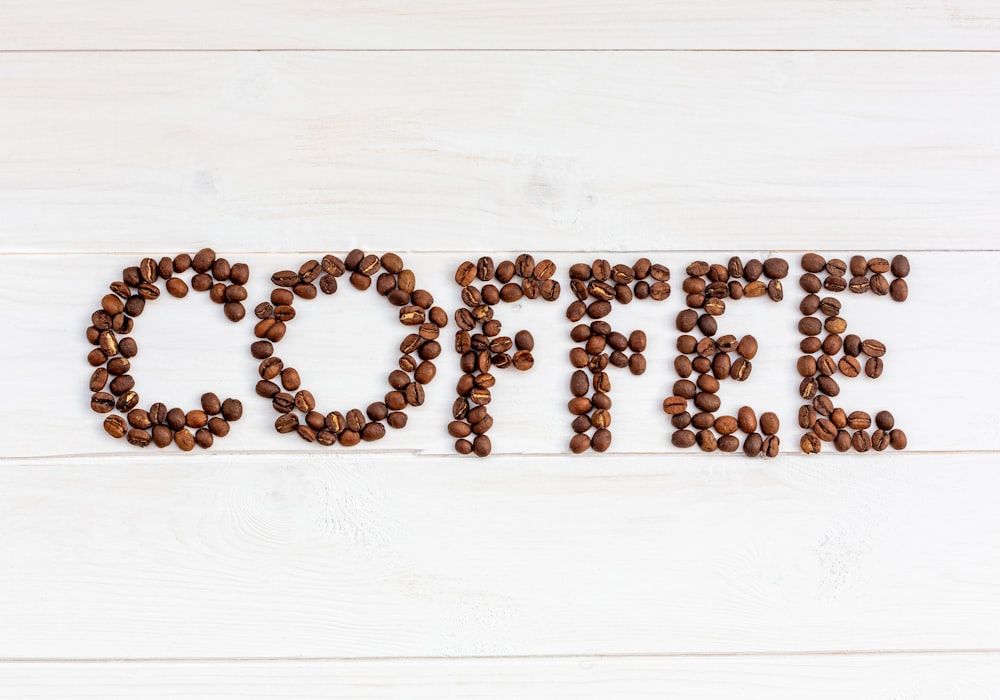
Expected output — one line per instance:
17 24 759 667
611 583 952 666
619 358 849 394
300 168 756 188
801 253 826 273
822 334 842 356
825 317 847 334
824 276 847 293
671 429 699 449
834 429 851 452
818 297 841 317
801 336 822 354
799 294 820 316
829 408 847 429
826 258 847 276
103 414 127 438
759 412 779 435
224 302 245 322
813 395 833 416
800 377 818 399
797 355 817 377
849 255 868 277
715 415 738 435
847 275 869 294
628 353 646 375
208 417 230 437
694 392 721 413
728 355 752 381
798 405 817 429
696 430 718 452
192 248 216 273
126 428 151 448
127 408 153 430
108 375 135 396
256 380 280 399
800 273 822 293
662 396 688 415
118 337 138 358
515 254 537 278
890 278 908 302
817 375 839 396
186 409 208 429
814 418 837 441
733 406 756 433
743 259 763 281
891 254 910 278
852 430 872 452
801 432 822 454
200 392 222 415
763 258 788 279
570 433 592 453
799 317 822 336
871 429 891 451
861 339 886 357
471 434 492 457
766 279 783 301
691 412 714 430
150 424 172 448
194 428 214 449
843 334 861 356
763 435 780 458
172 429 195 451
89 367 109 392
718 435 740 453
867 257 890 274
743 280 766 298
847 411 872 430
744 433 763 457
875 410 895 430
838 355 861 377
869 273 889 296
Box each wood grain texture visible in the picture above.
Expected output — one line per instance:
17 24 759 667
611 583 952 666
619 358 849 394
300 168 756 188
2 52 999 253
2 250 992 459
3 1 1000 50
1 453 999 658
2 654 1000 698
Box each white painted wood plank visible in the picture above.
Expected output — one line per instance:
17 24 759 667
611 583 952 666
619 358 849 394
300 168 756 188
1 52 998 253
1 453 998 658
3 1 1000 50
1 250 991 458
2 654 1000 699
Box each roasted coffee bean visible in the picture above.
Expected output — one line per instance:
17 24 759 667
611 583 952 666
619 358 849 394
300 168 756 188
670 412 691 430
817 296 841 317
716 435 738 452
361 422 386 442
826 258 847 276
676 309 698 333
801 432 822 454
734 334 757 366
224 285 248 302
796 355 817 377
686 261 709 277
694 392 721 413
816 354 836 376
798 405 817 429
208 283 227 304
849 255 868 277
848 275 870 294
192 248 216 273
124 295 146 317
116 391 140 412
250 340 274 360
171 428 194 451
742 280 766 298
628 353 646 375
800 377 818 399
697 314 717 337
194 428 214 449
851 430 872 452
704 298 726 316
472 434 492 457
256 380 280 399
707 264 728 283
731 357 752 381
817 375 840 396
801 253 826 273
824 276 847 293
103 414 127 439
515 254 536 278
843 334 861 356
696 430 717 452
696 374 720 394
798 317 822 336
122 265 142 287
662 396 688 415
170 253 191 273
847 411 871 430
223 302 245 322
208 417 230 437
814 418 837 441
87 347 107 366
210 257 231 282
802 338 822 358
742 432 762 457
161 407 185 432
673 355 692 378
861 339 886 357
800 273 822 293
762 435 780 457
199 392 221 415
813 395 833 416
832 429 850 452
714 415 738 435
406 382 427 406
866 256 889 274
125 428 151 447
763 258 788 279
867 273 887 296
533 258 556 281
569 434 591 453
190 273 212 293
822 334 842 356
875 410 895 431
799 294 820 316
272 393 295 414
150 424 172 448
838 355 861 377
109 374 135 395
758 412 778 436
218 398 241 422
588 300 612 319
271 414 297 434
825 317 847 335
186 409 208 429
259 357 283 380
891 254 910 278
890 278 908 302
871 429 891 451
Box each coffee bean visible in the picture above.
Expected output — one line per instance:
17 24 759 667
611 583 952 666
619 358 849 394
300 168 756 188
797 355 817 377
151 424 172 447
851 430 872 452
890 278 908 302
766 279 783 301
763 435 780 457
103 414 127 438
869 273 889 296
696 430 717 452
800 273 822 293
871 429 891 451
743 433 763 456
201 392 222 415
848 255 866 277
743 280 766 298
875 410 895 430
822 334 842 356
221 398 242 422
192 248 216 273
826 258 847 276
799 317 822 336
844 334 861 356
224 302 245 322
833 429 851 452
814 418 837 441
801 432 822 454
208 417 230 437
731 357 752 381
118 337 138 358
628 353 646 375
846 410 871 430
715 415 738 435
801 253 826 273
763 258 788 279
838 355 861 377
861 339 886 357
662 396 688 415
817 375 839 396
824 276 847 293
125 428 151 447
195 428 214 449
799 294 820 315
891 255 910 278
758 412 779 436
185 409 208 429
109 374 135 395
800 377 818 399
798 405 817 429
694 392 721 413
825 317 847 335
471 434 492 457
847 275 869 294
174 429 196 451
125 295 146 316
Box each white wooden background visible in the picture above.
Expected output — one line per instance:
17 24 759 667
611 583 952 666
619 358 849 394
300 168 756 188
2 2 1000 697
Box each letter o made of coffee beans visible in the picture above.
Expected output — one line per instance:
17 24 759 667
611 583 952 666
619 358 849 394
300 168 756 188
87 249 247 450
251 250 447 446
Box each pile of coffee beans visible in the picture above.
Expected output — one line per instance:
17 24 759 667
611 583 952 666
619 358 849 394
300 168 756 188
567 258 670 453
797 253 908 453
664 257 786 457
87 248 245 448
251 250 446 445
450 255 560 457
